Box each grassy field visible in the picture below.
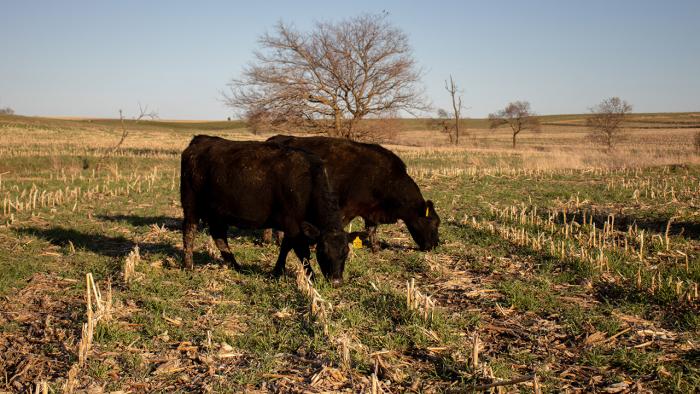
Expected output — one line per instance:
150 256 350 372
1 113 699 392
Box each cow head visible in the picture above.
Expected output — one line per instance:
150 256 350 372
301 222 348 285
406 200 440 251
302 222 367 286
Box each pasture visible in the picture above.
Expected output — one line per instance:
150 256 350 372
1 114 699 393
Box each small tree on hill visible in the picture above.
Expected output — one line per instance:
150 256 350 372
0 106 14 115
94 104 158 171
444 75 464 145
586 97 632 150
489 101 540 148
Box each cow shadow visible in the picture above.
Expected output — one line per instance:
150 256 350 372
377 239 416 252
622 216 700 239
96 214 270 244
560 210 700 240
13 226 272 274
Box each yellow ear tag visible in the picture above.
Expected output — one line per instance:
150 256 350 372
425 207 430 217
352 236 363 249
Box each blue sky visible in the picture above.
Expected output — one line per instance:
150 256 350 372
1 0 698 119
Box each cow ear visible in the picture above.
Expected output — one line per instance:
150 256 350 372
423 200 435 217
346 231 368 248
346 231 368 243
301 222 321 240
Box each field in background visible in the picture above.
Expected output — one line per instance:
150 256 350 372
4 112 697 169
392 113 700 170
0 113 699 392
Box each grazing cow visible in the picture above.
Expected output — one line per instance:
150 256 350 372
266 135 440 251
180 135 360 284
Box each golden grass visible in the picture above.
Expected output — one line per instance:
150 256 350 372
1 113 698 171
390 125 700 170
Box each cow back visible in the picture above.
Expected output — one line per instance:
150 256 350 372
267 135 425 225
181 136 323 230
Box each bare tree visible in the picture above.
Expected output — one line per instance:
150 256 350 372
586 97 632 150
0 106 14 115
112 103 158 153
489 101 540 148
95 104 158 170
225 13 428 140
444 75 464 145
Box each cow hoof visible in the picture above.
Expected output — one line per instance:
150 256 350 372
271 268 285 278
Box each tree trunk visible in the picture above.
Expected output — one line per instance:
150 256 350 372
332 110 342 137
447 75 462 146
454 117 460 145
345 118 356 140
512 132 517 149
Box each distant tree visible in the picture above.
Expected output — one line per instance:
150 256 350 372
0 106 14 115
586 97 632 150
94 104 158 171
224 13 428 140
430 109 454 143
444 75 464 145
488 101 540 148
112 103 158 153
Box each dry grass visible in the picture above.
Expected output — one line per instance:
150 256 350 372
390 123 700 170
1 113 699 392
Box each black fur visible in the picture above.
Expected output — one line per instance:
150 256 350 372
180 135 351 282
267 135 440 251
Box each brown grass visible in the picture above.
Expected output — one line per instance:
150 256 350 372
3 113 698 171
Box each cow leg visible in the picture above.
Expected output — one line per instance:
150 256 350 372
274 230 284 246
272 236 313 280
272 236 293 277
262 228 273 244
364 218 380 252
262 229 284 246
210 223 241 270
182 216 197 270
291 240 314 281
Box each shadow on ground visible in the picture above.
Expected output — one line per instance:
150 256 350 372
96 214 270 244
561 210 700 240
13 226 267 274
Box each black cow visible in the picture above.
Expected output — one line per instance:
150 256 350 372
266 135 440 251
180 135 359 284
